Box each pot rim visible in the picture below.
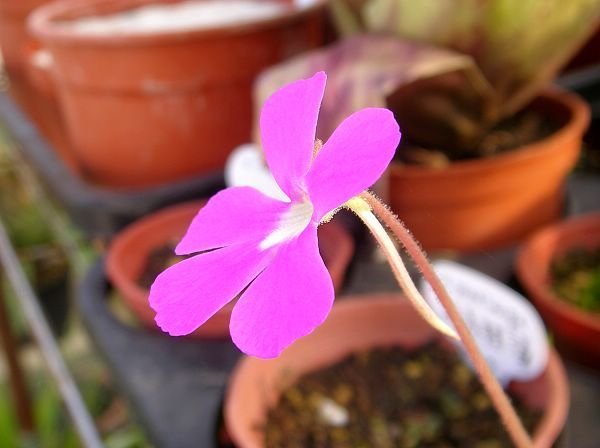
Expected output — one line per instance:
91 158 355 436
29 0 327 47
0 0 50 18
389 88 590 179
105 200 219 314
516 212 600 332
225 295 569 448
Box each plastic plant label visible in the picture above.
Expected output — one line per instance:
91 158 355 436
224 143 288 201
420 260 549 385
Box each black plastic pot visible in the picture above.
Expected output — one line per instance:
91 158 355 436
78 260 239 448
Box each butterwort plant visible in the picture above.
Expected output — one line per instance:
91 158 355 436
150 72 534 448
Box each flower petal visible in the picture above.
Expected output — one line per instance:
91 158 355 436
230 226 334 358
149 242 275 336
260 71 326 199
305 108 401 221
175 186 290 255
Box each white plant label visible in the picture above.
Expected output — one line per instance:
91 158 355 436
420 260 549 385
225 144 289 201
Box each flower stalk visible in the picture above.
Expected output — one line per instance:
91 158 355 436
344 197 458 339
343 192 534 448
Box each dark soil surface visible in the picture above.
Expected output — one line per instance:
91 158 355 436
397 110 557 166
138 242 184 289
264 344 543 448
551 247 600 313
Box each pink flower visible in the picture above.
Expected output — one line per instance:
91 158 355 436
149 72 401 358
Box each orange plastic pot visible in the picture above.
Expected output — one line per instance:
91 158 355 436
0 0 52 75
106 200 354 338
28 0 326 188
516 213 600 370
388 89 590 252
225 296 569 448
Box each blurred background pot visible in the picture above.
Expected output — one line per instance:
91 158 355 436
0 0 78 169
0 0 52 76
389 89 590 252
517 213 600 370
106 200 354 338
28 0 327 188
225 296 569 448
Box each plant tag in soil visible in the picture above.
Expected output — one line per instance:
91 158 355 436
420 260 549 385
225 143 288 201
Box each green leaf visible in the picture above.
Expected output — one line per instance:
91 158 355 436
339 0 600 116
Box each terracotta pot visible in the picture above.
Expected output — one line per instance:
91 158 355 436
0 0 79 171
28 0 326 188
516 212 600 369
0 0 52 75
225 296 569 448
106 200 354 338
389 89 590 252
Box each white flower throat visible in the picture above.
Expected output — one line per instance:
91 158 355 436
259 200 314 250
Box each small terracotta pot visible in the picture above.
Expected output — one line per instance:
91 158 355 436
28 0 326 188
0 0 52 75
225 296 569 448
106 200 354 338
389 89 590 252
516 212 600 369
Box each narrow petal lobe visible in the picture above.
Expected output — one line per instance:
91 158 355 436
176 187 290 255
306 108 401 221
260 72 326 199
150 242 275 336
230 226 334 358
